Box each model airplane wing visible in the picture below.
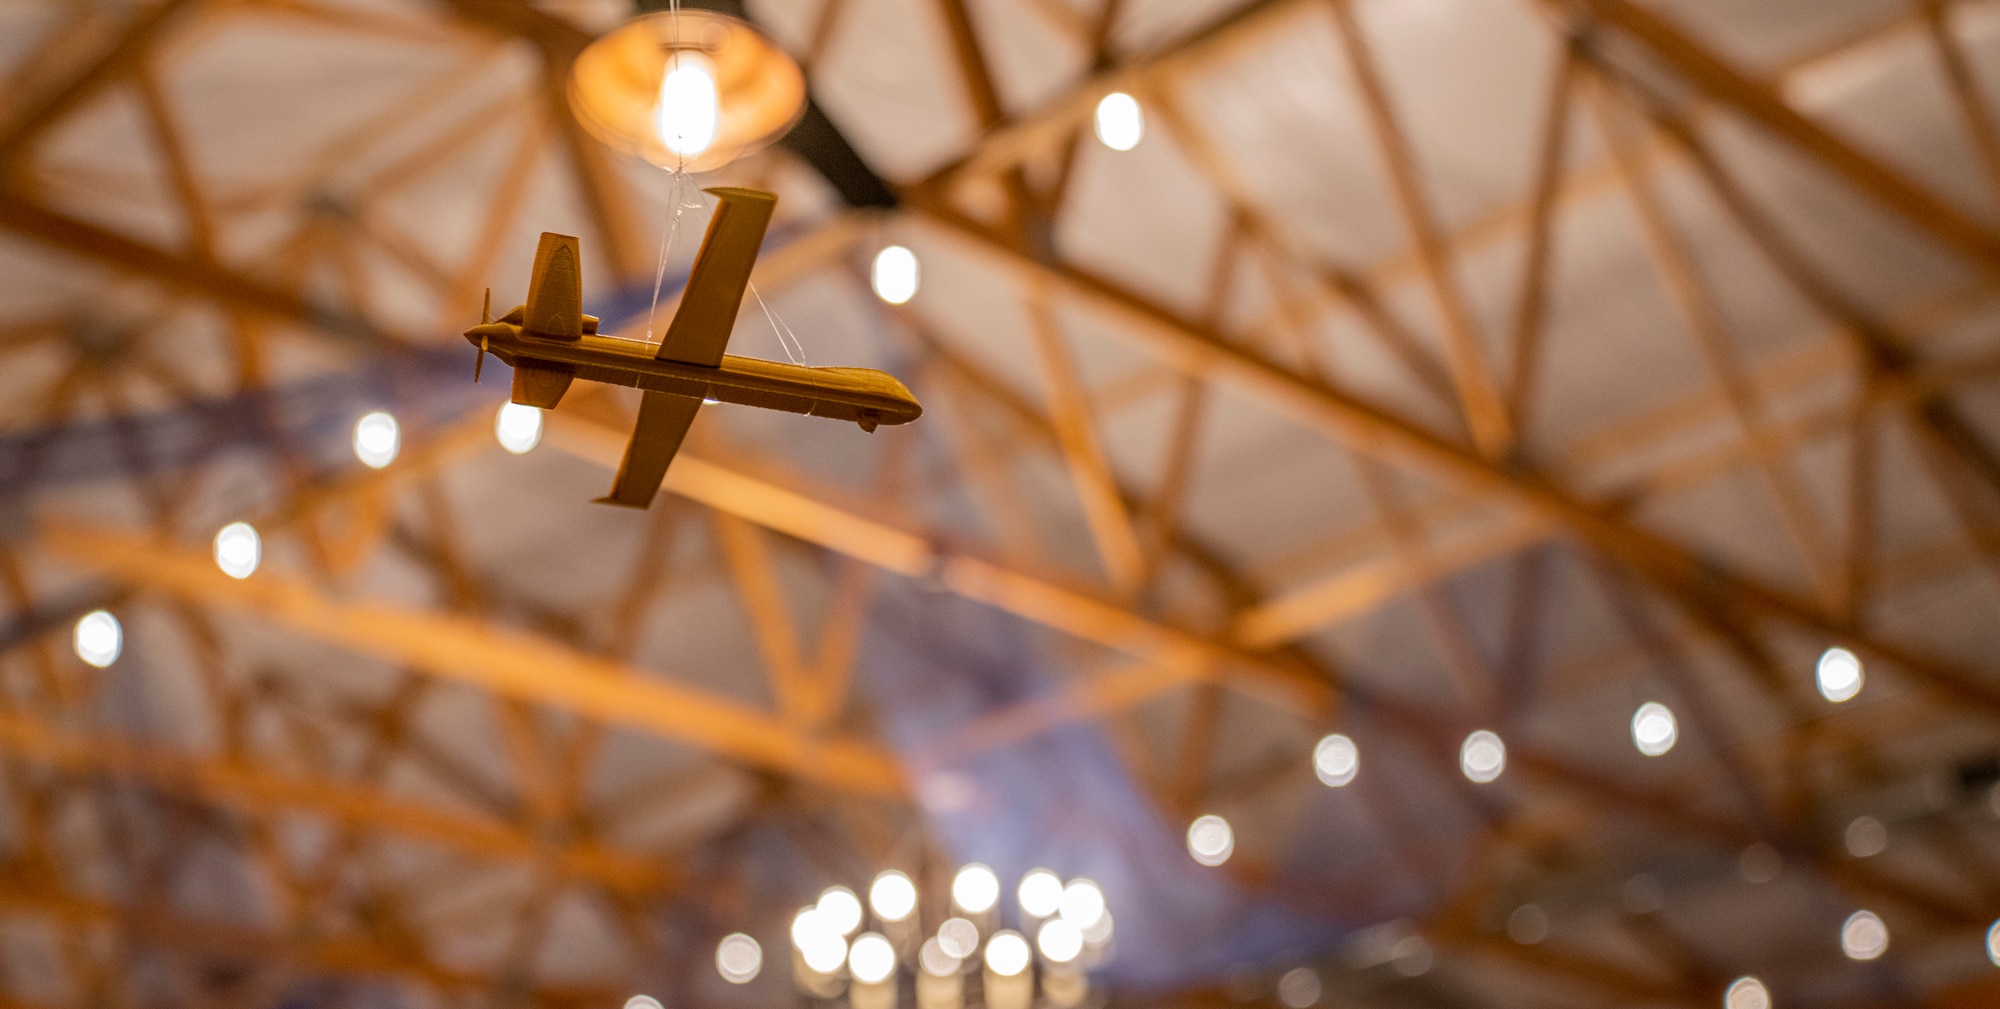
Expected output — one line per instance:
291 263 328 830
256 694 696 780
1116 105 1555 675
596 188 777 508
524 233 584 340
595 391 702 508
655 187 776 366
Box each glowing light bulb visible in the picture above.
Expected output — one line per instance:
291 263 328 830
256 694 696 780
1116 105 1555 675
793 907 847 974
1724 976 1769 1009
625 996 663 1009
872 245 919 305
1058 879 1105 930
849 932 896 984
1461 729 1505 783
73 610 121 668
1018 869 1062 918
1817 646 1863 703
1987 919 2000 966
818 886 864 936
1081 909 1113 947
1276 967 1321 1009
495 402 542 454
353 411 400 468
1094 92 1144 151
984 931 1030 977
870 869 917 922
1036 918 1082 963
952 863 999 914
716 933 761 983
1314 733 1358 786
1841 910 1887 961
654 52 717 158
213 522 261 579
920 936 961 976
1845 815 1888 858
936 917 979 959
1507 904 1548 945
1631 702 1677 757
1187 814 1234 866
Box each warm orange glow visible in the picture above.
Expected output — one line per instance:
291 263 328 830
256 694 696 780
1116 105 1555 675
569 10 806 173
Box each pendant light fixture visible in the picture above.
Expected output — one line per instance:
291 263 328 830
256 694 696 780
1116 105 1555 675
568 8 806 173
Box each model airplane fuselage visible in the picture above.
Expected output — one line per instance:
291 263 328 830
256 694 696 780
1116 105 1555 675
463 187 921 508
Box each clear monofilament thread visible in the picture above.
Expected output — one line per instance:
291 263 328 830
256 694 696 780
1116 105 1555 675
751 280 807 365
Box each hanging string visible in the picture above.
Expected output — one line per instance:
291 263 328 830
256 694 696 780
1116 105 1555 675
645 172 703 345
750 280 807 365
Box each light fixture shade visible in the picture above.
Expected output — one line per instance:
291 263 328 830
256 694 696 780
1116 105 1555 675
568 10 806 173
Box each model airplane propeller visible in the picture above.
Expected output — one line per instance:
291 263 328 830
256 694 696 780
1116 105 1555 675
464 187 922 508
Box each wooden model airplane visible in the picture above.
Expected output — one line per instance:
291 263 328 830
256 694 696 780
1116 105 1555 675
464 187 922 508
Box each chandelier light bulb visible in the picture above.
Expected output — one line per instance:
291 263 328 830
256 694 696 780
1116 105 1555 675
715 933 761 983
495 402 543 454
1460 730 1506 783
1058 879 1105 930
353 411 400 468
1845 815 1888 858
1631 702 1677 756
1187 814 1234 866
213 521 261 579
817 886 864 936
1018 868 1063 918
72 610 122 668
936 917 979 960
951 863 999 914
1817 646 1863 703
1313 733 1358 786
849 932 896 984
1038 917 1083 963
870 869 918 922
793 907 848 974
1081 909 1114 947
1724 976 1769 1009
984 930 1030 977
920 935 962 977
872 245 919 305
1094 92 1145 151
1276 967 1321 1009
1841 910 1887 961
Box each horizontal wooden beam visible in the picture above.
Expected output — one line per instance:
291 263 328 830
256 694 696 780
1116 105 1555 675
0 878 617 1004
1559 0 2000 270
39 520 907 798
0 708 670 892
914 206 2000 722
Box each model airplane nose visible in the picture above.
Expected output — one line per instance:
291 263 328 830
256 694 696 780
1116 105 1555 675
463 322 511 345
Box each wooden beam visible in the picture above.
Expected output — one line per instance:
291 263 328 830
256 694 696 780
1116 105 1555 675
1330 0 1512 458
0 0 198 165
0 879 616 1003
0 708 670 892
1556 0 2000 269
0 193 388 344
914 205 2000 721
38 520 907 797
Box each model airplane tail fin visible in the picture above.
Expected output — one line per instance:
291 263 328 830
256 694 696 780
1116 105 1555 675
524 233 584 340
473 288 491 383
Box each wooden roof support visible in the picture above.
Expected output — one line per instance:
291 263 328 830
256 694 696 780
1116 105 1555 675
0 708 671 893
1550 0 2000 269
914 205 2000 721
0 0 199 166
38 521 907 798
0 879 616 1004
